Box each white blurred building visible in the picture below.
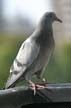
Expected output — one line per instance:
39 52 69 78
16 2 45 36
0 0 71 41
52 0 71 41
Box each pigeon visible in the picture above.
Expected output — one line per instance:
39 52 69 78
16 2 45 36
5 12 62 95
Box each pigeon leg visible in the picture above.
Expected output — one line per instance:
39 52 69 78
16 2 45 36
36 70 47 85
29 80 45 95
42 78 47 83
36 74 47 85
28 80 37 95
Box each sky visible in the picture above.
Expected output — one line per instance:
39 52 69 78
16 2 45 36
3 0 53 24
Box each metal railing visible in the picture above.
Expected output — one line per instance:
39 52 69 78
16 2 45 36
0 83 71 108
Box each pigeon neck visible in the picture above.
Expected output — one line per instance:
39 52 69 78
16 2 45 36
39 22 53 38
34 23 54 45
31 21 54 45
40 21 52 32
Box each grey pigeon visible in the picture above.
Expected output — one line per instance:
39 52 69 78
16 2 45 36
5 12 62 94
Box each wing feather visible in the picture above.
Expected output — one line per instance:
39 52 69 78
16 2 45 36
5 38 40 88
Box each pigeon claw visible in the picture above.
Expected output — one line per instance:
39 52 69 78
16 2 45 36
29 80 37 95
32 83 45 95
29 80 45 95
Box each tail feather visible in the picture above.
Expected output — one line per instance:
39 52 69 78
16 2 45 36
5 74 18 89
5 67 27 89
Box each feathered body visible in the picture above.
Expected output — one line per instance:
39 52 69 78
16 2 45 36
5 12 62 89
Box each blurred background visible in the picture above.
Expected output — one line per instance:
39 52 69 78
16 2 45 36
0 0 71 89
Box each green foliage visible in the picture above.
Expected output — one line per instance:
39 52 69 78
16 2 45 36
44 42 71 83
0 33 25 88
0 33 71 88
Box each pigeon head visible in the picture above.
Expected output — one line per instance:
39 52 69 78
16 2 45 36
38 12 62 30
43 12 62 23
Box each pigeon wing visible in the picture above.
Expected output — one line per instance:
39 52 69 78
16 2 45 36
5 38 40 88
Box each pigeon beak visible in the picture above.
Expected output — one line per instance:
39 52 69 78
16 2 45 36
55 16 62 23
